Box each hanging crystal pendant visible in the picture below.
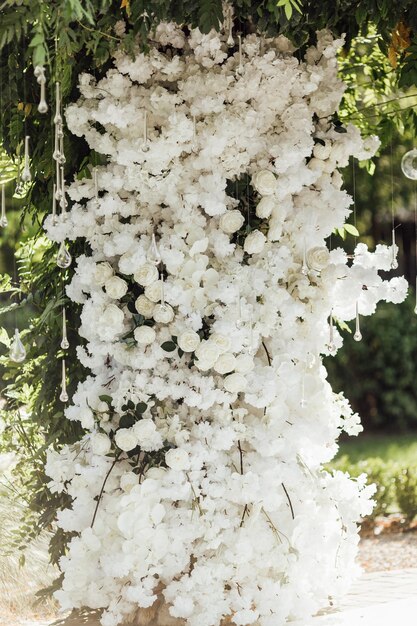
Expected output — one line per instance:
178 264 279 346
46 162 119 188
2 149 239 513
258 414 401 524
300 375 306 408
58 135 66 165
236 288 244 328
415 277 417 315
21 135 32 183
52 126 61 161
54 82 62 126
60 166 67 214
191 115 197 150
327 311 336 354
59 359 69 402
34 66 48 114
147 233 161 265
0 184 8 228
142 110 149 152
92 167 99 207
301 240 308 275
9 328 26 363
15 154 23 195
391 227 399 269
56 241 72 269
353 300 362 342
61 308 69 349
55 160 62 203
51 183 57 225
237 34 243 72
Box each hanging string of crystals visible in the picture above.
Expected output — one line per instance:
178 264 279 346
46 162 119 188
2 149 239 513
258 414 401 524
351 157 362 342
225 4 234 46
327 310 336 354
390 139 399 270
353 301 362 342
142 110 149 152
414 182 417 315
59 359 69 402
9 328 26 363
34 65 48 114
0 184 7 228
21 134 32 183
61 308 69 349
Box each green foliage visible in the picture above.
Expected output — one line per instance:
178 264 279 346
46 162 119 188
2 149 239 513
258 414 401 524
326 296 417 431
395 467 417 520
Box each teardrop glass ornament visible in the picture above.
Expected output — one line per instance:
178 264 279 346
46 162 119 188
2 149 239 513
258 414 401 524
59 359 69 403
92 167 99 207
301 240 308 275
236 289 244 328
51 183 57 225
55 161 62 202
21 136 32 183
34 66 48 113
54 82 62 126
60 167 68 214
61 308 69 350
327 312 337 354
142 110 149 152
0 184 8 228
9 328 26 363
401 149 417 180
237 34 243 72
52 128 61 161
391 227 399 270
56 241 72 269
147 233 162 265
353 301 362 342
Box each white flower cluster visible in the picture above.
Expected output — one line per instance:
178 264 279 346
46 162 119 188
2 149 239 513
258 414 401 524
44 24 407 626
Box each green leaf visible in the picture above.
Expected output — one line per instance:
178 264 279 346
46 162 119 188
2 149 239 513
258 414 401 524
161 341 177 352
136 402 147 414
344 224 360 237
99 394 112 405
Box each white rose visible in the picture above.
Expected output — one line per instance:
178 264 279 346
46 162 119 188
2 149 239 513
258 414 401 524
133 419 163 451
153 303 174 324
115 427 138 452
165 448 190 471
90 432 112 456
120 472 138 492
105 275 128 299
252 170 277 196
313 141 332 160
306 246 330 271
223 372 248 393
244 230 266 255
135 295 154 318
195 341 221 368
219 210 245 234
146 467 167 480
97 304 125 341
178 330 201 352
210 333 231 353
134 325 156 345
134 263 159 287
234 353 255 374
256 196 275 219
214 353 236 374
145 280 163 303
94 262 113 286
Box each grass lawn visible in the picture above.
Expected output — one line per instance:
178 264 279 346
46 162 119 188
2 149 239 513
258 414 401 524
337 432 417 464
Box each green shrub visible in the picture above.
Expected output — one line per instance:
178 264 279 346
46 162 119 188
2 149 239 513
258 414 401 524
394 466 417 521
326 296 417 431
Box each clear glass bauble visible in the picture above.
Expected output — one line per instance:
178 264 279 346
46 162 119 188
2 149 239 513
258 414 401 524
56 241 72 269
9 329 26 363
401 149 417 180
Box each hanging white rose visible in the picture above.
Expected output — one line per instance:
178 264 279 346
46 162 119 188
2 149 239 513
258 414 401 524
178 330 201 352
219 210 244 234
134 263 159 287
114 427 137 452
134 325 156 345
153 303 174 324
256 196 275 219
133 419 163 451
306 246 330 271
214 353 236 374
195 341 221 368
223 372 248 393
90 432 112 456
165 448 190 471
93 262 113 286
105 275 128 299
145 280 163 303
135 295 155 318
244 230 266 255
252 170 277 196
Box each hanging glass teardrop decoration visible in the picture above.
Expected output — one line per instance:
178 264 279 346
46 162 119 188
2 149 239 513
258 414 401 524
301 240 308 275
327 311 336 354
237 34 243 72
191 115 197 150
391 227 399 270
142 110 149 152
60 167 68 214
59 359 69 402
9 328 26 363
0 184 8 228
92 167 99 207
401 149 417 180
15 154 23 195
353 300 362 342
58 135 66 165
34 65 48 114
56 241 72 269
21 135 32 183
52 127 61 161
54 82 62 126
236 288 243 328
51 183 57 225
147 233 161 265
61 308 69 350
55 161 62 202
